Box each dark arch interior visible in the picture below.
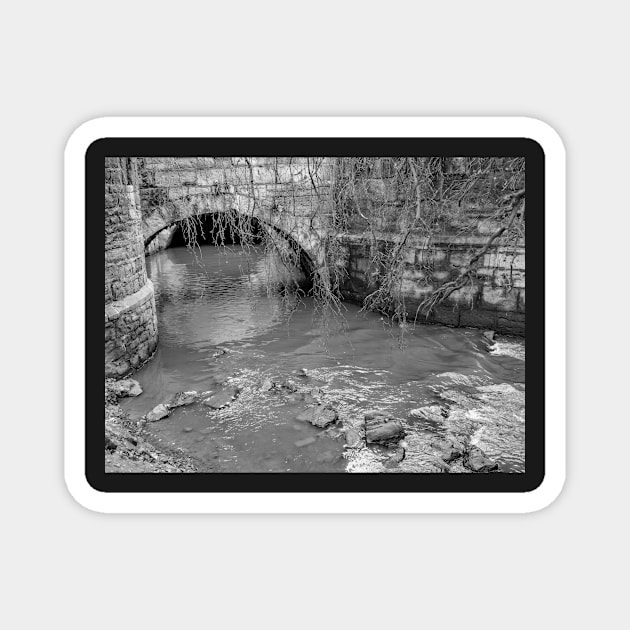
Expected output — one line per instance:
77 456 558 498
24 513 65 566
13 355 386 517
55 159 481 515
150 212 315 282
169 213 265 247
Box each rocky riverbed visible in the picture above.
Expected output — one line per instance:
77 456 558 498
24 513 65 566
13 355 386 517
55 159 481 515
107 335 525 474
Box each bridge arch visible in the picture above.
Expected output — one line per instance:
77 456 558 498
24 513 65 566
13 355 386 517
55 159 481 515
142 205 322 283
141 191 327 277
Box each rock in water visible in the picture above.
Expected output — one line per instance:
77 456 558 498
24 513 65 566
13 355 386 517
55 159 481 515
384 446 405 468
482 330 496 342
202 387 240 410
113 378 143 397
145 404 171 422
169 391 198 408
364 410 404 444
344 428 363 448
410 405 445 422
296 405 338 428
432 437 465 463
463 446 499 472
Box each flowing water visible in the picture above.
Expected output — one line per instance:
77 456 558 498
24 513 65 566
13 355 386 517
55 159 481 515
120 244 525 473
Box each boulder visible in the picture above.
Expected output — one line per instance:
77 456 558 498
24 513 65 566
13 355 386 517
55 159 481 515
410 405 445 422
364 411 404 444
463 446 499 472
482 330 496 342
112 378 143 397
169 391 198 408
296 405 338 428
202 387 240 410
386 446 405 465
145 404 170 422
344 427 363 448
432 438 465 463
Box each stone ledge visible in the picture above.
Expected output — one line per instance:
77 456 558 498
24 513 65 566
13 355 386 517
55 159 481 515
105 280 155 323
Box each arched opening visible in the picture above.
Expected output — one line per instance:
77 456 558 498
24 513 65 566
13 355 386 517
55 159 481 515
169 213 265 247
145 212 315 291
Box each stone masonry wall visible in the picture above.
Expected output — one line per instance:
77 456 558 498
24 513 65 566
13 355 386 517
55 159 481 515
339 233 525 334
105 157 158 376
138 157 332 245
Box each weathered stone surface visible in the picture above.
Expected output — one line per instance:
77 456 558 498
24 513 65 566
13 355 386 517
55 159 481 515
112 378 143 398
410 405 444 422
432 438 465 463
169 391 198 408
364 411 404 444
105 158 159 378
146 404 170 422
296 405 338 428
202 387 240 409
463 446 499 472
482 330 496 342
344 427 363 448
387 446 406 464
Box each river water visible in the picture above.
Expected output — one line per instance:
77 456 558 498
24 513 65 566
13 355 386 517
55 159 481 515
120 244 525 473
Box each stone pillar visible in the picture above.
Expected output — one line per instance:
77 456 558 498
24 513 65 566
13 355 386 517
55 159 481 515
105 158 158 376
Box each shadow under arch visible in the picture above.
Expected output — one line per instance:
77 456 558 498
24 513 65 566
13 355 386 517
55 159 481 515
145 211 316 288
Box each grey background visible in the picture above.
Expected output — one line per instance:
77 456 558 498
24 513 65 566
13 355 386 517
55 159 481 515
2 1 625 628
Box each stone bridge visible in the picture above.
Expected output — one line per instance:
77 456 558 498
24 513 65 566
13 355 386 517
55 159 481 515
138 157 332 270
106 157 526 377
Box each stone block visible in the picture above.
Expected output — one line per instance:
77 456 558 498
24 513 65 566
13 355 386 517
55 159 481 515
481 285 518 312
458 308 497 330
495 311 526 335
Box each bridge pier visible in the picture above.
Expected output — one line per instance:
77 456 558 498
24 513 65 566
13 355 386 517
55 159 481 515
105 158 158 376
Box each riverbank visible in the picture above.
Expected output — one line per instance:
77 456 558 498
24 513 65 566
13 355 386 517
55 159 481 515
105 379 203 473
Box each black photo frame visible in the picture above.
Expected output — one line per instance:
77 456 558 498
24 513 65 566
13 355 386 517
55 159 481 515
89 136 544 495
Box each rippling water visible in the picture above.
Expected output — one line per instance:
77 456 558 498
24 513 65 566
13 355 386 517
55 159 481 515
120 244 525 473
